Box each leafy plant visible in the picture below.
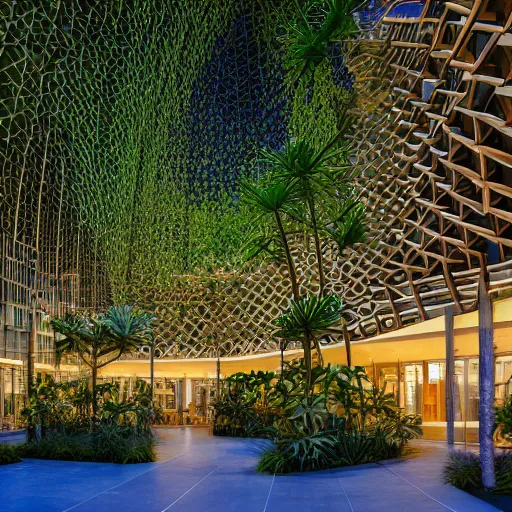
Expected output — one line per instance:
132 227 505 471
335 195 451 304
328 202 367 253
445 451 512 495
336 431 377 465
275 294 343 339
281 0 358 86
288 394 330 434
378 412 423 450
496 396 512 436
275 294 343 391
215 364 422 474
259 432 338 473
241 178 301 299
243 131 367 388
22 425 155 464
0 444 22 465
52 305 154 416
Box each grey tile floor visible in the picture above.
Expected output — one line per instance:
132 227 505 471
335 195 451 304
0 428 504 512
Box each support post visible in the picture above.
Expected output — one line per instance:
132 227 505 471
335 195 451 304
478 270 495 490
27 293 37 441
216 355 221 400
343 324 352 367
396 359 401 408
150 336 155 402
445 305 455 448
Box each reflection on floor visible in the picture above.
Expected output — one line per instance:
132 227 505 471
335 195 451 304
0 427 504 512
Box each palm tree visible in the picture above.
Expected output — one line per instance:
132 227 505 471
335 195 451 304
281 0 359 87
52 305 154 417
242 135 366 385
275 294 343 394
241 179 301 300
261 137 345 296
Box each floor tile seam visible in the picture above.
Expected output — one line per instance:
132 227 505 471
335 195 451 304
378 463 458 512
160 465 220 512
262 473 275 512
337 478 356 512
61 449 190 512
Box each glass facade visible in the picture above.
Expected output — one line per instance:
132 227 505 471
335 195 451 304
496 355 512 406
370 354 512 442
0 366 26 430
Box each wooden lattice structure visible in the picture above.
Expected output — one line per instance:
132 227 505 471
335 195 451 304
338 0 512 339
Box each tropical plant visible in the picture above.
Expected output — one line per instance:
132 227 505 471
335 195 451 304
22 425 155 464
328 201 367 253
0 444 22 465
243 133 366 387
378 412 423 450
51 305 154 416
241 179 300 299
22 375 75 440
444 451 512 495
214 364 423 474
213 370 282 439
336 431 378 465
495 396 512 436
275 294 343 392
261 137 347 296
280 0 358 86
261 432 339 473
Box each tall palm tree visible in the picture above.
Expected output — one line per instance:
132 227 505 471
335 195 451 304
281 0 359 86
242 136 367 384
261 137 345 296
52 305 154 417
241 179 301 300
275 294 343 394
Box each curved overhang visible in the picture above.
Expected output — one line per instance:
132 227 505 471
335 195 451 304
99 297 512 378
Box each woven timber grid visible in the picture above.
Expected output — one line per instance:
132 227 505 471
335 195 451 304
1 0 512 363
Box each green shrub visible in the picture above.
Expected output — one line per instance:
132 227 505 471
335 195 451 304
0 444 22 465
258 449 289 474
22 373 160 439
337 432 382 466
496 397 512 436
92 425 155 463
218 364 422 473
444 452 512 495
257 430 410 474
258 433 338 474
22 434 95 461
22 426 155 464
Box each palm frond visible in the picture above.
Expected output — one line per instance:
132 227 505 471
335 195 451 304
328 202 367 252
274 294 343 340
240 179 299 214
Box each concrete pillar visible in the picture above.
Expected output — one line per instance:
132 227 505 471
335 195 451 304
445 306 455 447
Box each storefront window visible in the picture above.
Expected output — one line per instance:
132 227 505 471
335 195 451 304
496 355 512 405
165 395 175 409
467 358 479 421
377 365 398 397
1 367 25 429
402 363 423 416
453 360 464 421
424 361 446 422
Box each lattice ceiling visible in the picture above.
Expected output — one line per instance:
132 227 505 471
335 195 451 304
1 0 512 359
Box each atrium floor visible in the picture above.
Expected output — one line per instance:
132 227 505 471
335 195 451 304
0 427 505 512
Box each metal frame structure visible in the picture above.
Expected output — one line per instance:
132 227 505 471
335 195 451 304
0 0 511 370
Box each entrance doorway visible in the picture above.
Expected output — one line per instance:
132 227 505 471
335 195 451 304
399 359 480 442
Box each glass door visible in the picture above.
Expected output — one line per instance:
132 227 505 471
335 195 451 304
496 355 512 405
402 363 423 416
376 364 399 398
423 361 446 422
